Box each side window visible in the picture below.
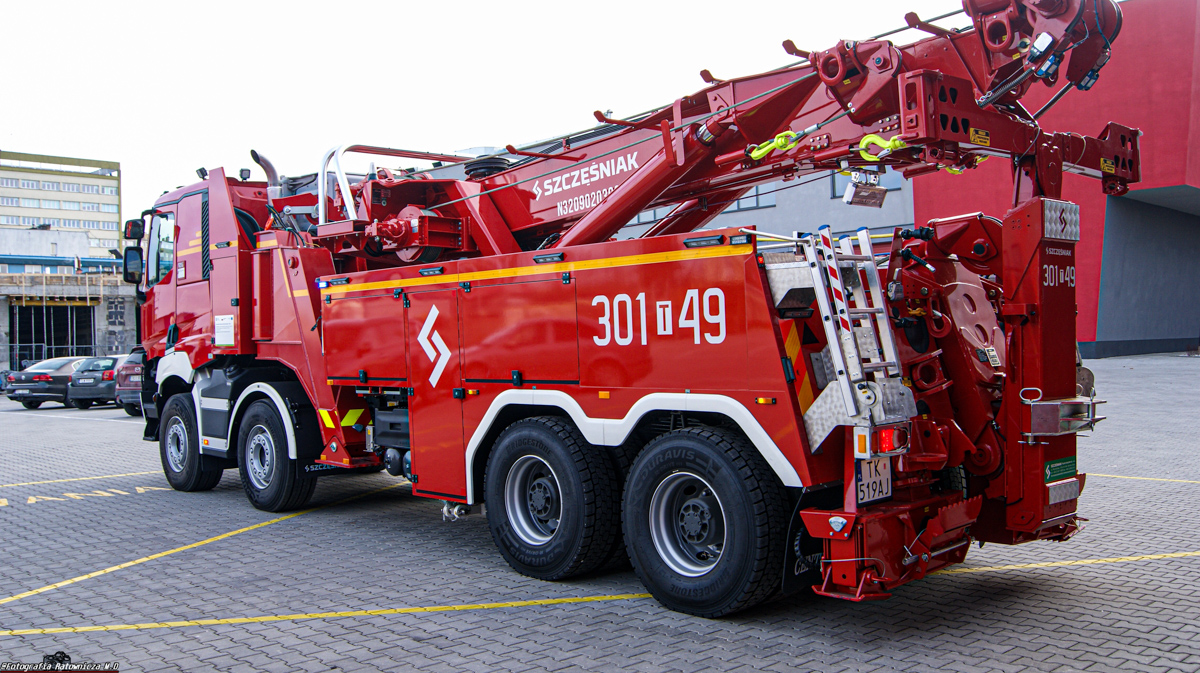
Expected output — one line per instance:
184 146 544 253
147 213 176 286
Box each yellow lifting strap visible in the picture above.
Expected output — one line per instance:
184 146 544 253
747 131 802 161
858 134 907 162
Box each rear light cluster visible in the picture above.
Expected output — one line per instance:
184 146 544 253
5 375 14 382
102 371 115 381
32 375 52 382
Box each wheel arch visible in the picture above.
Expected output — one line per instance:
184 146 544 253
227 382 311 461
463 391 803 504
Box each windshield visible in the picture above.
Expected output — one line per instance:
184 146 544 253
26 358 73 372
79 358 117 372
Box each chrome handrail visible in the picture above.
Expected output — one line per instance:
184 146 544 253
317 145 472 227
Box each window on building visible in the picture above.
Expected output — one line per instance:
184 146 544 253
81 184 99 194
85 220 101 229
61 201 79 210
99 204 118 213
40 182 59 191
42 218 61 227
101 186 118 195
63 219 81 228
44 266 57 274
81 202 99 212
20 198 39 208
0 177 18 188
0 215 18 225
20 180 39 189
61 183 80 193
0 196 18 207
831 166 905 198
40 200 60 209
7 264 25 273
726 183 777 213
102 222 118 230
21 217 39 226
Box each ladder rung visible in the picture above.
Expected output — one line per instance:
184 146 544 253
862 362 899 371
835 254 873 262
848 307 884 315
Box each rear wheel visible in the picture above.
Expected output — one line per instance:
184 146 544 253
21 400 42 410
236 400 315 512
623 427 788 617
123 403 142 417
160 394 223 492
73 399 93 410
484 416 619 580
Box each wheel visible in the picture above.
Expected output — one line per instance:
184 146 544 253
123 403 142 417
160 394 223 492
623 427 789 617
484 416 620 580
73 399 93 410
236 400 315 512
21 400 42 410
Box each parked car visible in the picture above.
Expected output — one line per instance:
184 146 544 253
66 355 128 409
0 370 10 396
6 357 87 409
115 349 145 416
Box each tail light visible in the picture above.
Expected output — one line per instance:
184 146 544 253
33 375 52 382
102 370 114 381
5 375 14 382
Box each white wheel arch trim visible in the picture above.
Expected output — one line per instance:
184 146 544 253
463 391 803 503
227 383 299 460
155 351 195 386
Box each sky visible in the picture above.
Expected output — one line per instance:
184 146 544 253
1 0 968 222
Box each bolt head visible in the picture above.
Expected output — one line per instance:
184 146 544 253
920 287 929 296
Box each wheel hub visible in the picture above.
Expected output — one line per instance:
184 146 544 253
245 425 276 490
165 419 187 473
679 499 713 543
505 455 562 546
649 472 727 577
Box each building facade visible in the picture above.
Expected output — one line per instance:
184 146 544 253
0 151 135 371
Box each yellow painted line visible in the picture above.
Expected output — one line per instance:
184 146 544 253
938 550 1200 575
0 483 402 606
1090 473 1200 485
0 471 157 490
321 244 752 296
0 594 654 636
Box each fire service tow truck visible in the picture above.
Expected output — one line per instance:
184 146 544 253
121 0 1136 616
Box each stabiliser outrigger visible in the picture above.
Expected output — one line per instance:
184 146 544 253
122 0 1137 616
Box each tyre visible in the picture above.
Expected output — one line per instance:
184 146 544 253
123 403 142 417
160 394 223 492
236 400 315 512
21 400 42 410
73 399 93 410
623 427 789 617
484 416 620 580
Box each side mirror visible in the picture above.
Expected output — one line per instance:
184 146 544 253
124 218 145 240
122 247 144 284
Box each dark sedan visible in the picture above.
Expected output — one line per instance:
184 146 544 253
67 355 128 409
6 357 87 409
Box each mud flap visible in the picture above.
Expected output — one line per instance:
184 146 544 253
781 485 840 596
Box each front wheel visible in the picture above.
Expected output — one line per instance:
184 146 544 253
484 416 619 580
123 403 142 417
623 427 789 617
160 394 223 492
73 399 93 410
21 400 42 410
236 400 315 512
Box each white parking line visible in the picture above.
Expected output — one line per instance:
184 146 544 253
2 410 142 424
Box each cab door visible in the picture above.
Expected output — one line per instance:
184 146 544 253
143 207 177 357
404 288 466 501
173 192 212 354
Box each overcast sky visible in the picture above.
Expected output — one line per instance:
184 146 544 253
2 0 966 221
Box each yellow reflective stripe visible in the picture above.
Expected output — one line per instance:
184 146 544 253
292 290 309 298
258 239 278 249
319 409 335 428
341 409 364 427
176 245 203 256
321 244 752 296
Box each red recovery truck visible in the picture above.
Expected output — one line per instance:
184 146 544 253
121 0 1137 616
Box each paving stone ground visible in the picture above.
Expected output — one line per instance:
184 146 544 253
0 353 1197 672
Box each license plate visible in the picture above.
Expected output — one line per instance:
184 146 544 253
856 456 893 505
11 388 27 395
130 375 142 382
79 378 94 384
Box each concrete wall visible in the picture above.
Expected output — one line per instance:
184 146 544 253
0 229 92 258
1084 197 1200 357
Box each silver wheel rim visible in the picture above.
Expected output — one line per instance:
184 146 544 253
649 471 727 577
165 418 187 473
245 424 276 490
504 455 562 546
